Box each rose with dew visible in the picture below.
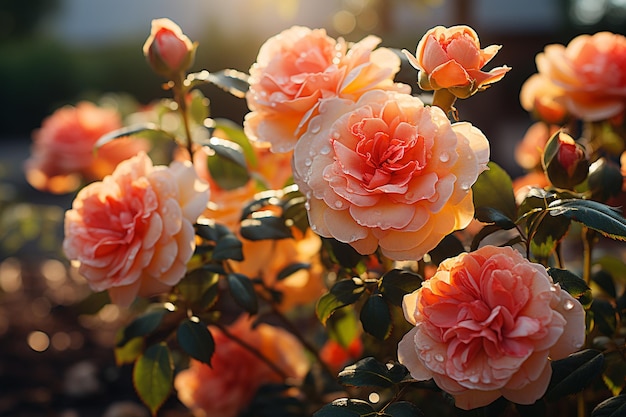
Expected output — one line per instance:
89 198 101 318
293 90 489 261
531 31 626 121
398 245 585 410
63 152 209 306
244 26 410 152
174 316 308 417
25 101 148 194
143 18 196 78
403 25 510 99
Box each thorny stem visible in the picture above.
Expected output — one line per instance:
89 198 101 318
379 383 411 414
172 73 195 159
213 321 289 380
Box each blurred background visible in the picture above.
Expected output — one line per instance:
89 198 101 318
0 0 625 416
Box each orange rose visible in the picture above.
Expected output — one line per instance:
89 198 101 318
174 316 308 417
398 245 585 410
245 26 409 152
25 101 148 194
293 90 489 261
63 152 209 306
532 32 626 121
514 122 560 170
403 25 510 98
519 74 568 124
142 18 196 78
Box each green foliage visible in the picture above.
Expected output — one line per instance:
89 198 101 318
314 398 376 417
117 308 169 347
204 136 251 190
379 269 423 307
546 349 605 401
185 69 250 98
177 268 220 310
316 278 365 325
548 199 626 241
472 161 517 220
94 122 177 149
240 214 293 240
337 357 408 389
547 268 592 306
590 299 618 336
360 294 392 340
177 319 215 366
227 273 259 314
592 394 626 417
133 343 173 416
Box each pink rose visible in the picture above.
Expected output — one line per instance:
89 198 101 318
142 18 196 77
63 152 209 306
403 25 510 98
532 32 626 121
398 245 586 410
25 101 148 194
292 90 489 261
174 316 308 417
244 26 409 152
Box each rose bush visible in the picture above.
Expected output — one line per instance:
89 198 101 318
293 89 489 260
398 245 586 410
25 101 148 193
244 25 409 152
403 25 510 99
63 151 209 306
523 31 626 121
174 316 308 417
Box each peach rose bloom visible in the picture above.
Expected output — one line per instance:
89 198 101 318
174 316 308 417
63 152 209 306
293 90 489 261
514 122 560 171
398 245 585 410
533 32 626 121
519 74 568 124
245 26 410 152
403 25 510 98
25 101 148 194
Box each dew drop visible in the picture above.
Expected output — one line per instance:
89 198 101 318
405 192 415 200
550 285 558 292
434 353 444 362
439 152 450 163
310 123 321 134
304 201 311 210
320 145 331 155
469 375 479 383
334 200 344 209
460 183 470 191
572 338 583 349
304 158 312 167
563 299 575 311
322 75 330 82
331 132 340 140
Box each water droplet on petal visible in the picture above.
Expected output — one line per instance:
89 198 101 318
320 145 331 155
572 338 583 349
460 183 470 191
564 299 575 311
310 123 321 134
434 353 444 362
469 375 479 383
304 201 311 210
331 132 340 140
334 200 344 209
304 158 312 167
405 192 415 200
439 152 450 163
550 285 558 292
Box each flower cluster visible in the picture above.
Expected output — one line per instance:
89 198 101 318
26 16 626 417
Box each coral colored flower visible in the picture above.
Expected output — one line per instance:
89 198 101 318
532 32 626 121
320 337 364 373
25 102 148 194
519 74 568 124
143 18 196 77
244 26 409 152
515 122 560 171
174 316 308 417
63 152 209 306
404 25 510 98
293 90 489 261
398 245 585 410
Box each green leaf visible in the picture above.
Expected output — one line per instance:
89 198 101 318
548 199 626 241
314 398 375 417
474 206 516 230
380 269 423 306
472 162 517 220
240 215 293 241
227 273 258 314
327 307 359 349
94 122 176 149
177 268 220 308
187 69 250 98
338 357 408 388
213 234 244 261
528 210 571 260
592 394 626 417
322 238 365 269
592 269 617 299
470 224 502 251
188 89 210 126
316 279 365 325
602 351 626 396
204 137 250 190
117 309 168 347
547 268 591 305
195 219 231 242
546 349 605 401
385 402 425 417
212 118 257 168
428 234 465 265
276 262 311 282
360 294 392 340
282 194 309 234
590 299 617 336
133 343 173 416
114 336 144 366
177 319 215 366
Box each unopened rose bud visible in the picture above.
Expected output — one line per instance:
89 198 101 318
587 157 623 201
542 131 589 189
143 18 196 78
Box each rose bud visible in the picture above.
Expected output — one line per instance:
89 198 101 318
542 131 589 189
587 157 623 202
143 18 197 78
